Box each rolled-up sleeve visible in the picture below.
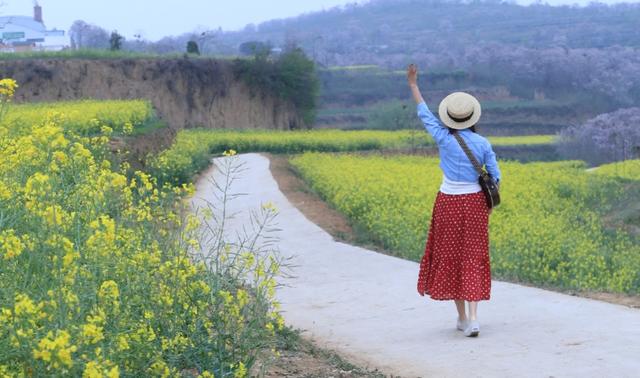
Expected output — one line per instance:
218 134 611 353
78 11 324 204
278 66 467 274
417 101 448 145
484 142 501 182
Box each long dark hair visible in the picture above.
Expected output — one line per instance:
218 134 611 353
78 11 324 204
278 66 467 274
448 125 477 134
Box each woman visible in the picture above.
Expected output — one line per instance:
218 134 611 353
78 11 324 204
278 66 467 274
407 64 501 337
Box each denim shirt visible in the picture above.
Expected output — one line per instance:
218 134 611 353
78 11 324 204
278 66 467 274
417 101 501 183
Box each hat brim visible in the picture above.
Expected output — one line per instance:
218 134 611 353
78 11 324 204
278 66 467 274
438 93 482 130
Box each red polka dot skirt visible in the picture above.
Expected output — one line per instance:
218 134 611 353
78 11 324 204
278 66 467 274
417 190 491 301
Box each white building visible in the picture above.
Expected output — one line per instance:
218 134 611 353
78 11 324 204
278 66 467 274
0 3 69 52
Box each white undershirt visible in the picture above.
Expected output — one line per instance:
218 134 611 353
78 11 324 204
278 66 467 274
439 174 482 195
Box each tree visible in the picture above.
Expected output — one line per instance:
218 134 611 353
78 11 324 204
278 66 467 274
187 40 200 55
273 47 320 126
557 107 640 165
69 20 109 49
233 47 320 128
194 30 216 55
110 31 124 51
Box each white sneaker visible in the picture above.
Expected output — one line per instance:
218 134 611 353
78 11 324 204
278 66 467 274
456 317 467 331
464 320 480 337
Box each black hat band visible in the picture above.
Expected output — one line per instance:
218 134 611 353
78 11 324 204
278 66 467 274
447 109 474 123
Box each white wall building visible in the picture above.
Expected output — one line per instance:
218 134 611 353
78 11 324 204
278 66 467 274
0 3 69 52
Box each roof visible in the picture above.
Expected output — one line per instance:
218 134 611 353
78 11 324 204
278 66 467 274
0 16 46 32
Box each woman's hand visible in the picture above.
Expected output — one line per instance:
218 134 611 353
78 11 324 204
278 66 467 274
407 63 425 104
407 63 418 87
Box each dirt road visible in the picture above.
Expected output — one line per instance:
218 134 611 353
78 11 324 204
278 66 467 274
190 153 640 378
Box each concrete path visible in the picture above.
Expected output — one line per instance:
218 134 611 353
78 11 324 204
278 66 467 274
189 153 640 378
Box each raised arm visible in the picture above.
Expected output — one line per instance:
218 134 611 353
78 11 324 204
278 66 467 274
407 64 425 105
407 64 448 145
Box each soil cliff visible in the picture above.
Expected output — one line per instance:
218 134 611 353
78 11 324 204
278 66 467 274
0 57 304 130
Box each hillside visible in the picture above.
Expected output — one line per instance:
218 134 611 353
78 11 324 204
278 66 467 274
314 65 608 135
207 0 640 132
217 0 640 68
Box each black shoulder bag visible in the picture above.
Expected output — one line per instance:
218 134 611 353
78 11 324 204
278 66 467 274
452 132 501 209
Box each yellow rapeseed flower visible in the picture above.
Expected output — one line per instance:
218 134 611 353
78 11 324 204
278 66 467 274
261 201 278 212
0 181 12 200
81 323 104 344
116 335 130 351
233 362 247 378
222 149 237 156
0 229 24 260
83 360 119 378
123 121 133 135
14 293 38 317
0 78 18 98
33 330 77 369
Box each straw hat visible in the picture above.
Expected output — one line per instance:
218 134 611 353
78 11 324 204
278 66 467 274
438 92 482 130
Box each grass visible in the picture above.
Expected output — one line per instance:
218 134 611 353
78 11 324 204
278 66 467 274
0 48 240 61
125 118 169 137
489 135 556 146
317 106 375 117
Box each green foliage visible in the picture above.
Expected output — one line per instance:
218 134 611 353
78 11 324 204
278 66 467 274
186 40 200 55
109 31 124 51
290 153 640 294
277 48 320 125
233 48 320 127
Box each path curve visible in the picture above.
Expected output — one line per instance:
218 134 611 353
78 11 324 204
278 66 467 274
189 153 640 378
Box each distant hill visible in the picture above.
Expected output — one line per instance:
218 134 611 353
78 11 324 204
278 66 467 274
214 0 640 114
215 0 640 68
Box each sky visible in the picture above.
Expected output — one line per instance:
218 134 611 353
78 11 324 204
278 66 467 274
0 0 638 41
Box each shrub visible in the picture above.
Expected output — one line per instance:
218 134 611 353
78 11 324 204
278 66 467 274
186 41 200 55
233 47 320 127
0 101 284 375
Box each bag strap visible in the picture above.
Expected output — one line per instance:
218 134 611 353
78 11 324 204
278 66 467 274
452 131 486 177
